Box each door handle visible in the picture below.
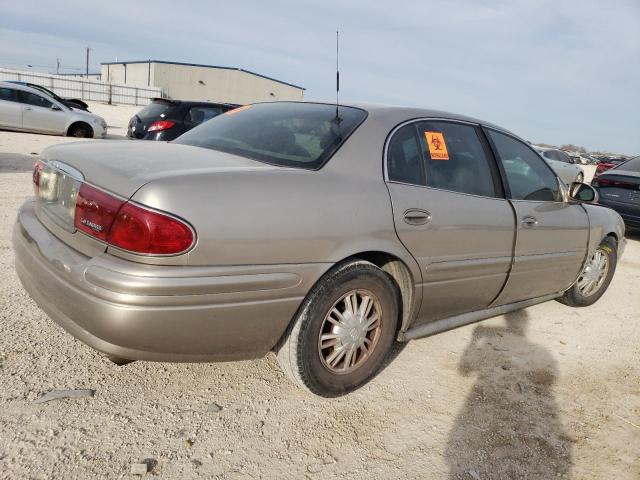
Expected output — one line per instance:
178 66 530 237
521 216 539 228
24 107 32 111
403 209 432 226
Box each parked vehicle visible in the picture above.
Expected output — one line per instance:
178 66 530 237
6 81 89 111
594 157 627 178
592 156 640 228
14 102 625 397
127 98 238 141
0 82 106 138
535 147 585 184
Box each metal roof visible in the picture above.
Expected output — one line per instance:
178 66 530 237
100 60 305 90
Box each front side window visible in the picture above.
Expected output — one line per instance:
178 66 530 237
557 151 572 163
19 91 53 109
175 103 367 169
488 130 562 202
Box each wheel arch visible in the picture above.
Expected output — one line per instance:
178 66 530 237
67 121 93 137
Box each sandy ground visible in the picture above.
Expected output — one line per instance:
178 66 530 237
0 103 638 479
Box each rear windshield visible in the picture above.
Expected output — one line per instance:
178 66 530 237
137 101 172 119
618 157 640 171
173 102 367 169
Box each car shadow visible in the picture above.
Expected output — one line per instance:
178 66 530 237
0 153 37 173
444 310 573 479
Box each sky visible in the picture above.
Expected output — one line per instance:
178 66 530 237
1 0 638 154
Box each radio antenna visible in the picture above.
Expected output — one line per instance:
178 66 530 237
335 30 341 122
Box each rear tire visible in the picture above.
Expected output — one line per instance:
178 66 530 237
67 122 93 138
557 236 617 307
276 260 399 397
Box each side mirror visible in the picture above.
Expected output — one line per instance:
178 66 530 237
570 182 598 203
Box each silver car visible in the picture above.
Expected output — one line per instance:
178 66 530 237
0 81 107 138
13 102 625 397
535 146 585 184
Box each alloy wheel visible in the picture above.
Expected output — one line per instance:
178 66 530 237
318 289 383 374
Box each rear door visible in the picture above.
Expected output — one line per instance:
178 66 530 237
385 120 515 324
486 129 589 305
18 91 66 134
0 86 23 129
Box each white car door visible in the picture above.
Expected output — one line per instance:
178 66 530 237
0 86 23 129
18 90 67 134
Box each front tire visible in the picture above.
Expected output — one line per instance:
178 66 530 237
557 236 617 307
277 260 399 397
67 122 93 138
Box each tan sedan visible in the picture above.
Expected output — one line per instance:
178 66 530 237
13 102 625 396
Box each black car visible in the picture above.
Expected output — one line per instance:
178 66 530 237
593 156 640 228
127 98 238 141
6 81 89 111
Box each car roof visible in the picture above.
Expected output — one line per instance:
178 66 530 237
0 81 51 97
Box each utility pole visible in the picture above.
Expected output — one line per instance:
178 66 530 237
56 58 60 75
85 47 91 78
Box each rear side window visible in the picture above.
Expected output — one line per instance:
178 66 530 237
137 101 171 119
174 103 367 169
0 87 18 102
387 124 424 185
19 91 53 108
488 130 562 202
186 106 223 125
387 121 499 198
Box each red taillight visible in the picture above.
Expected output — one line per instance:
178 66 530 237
108 202 194 255
33 161 44 195
147 120 175 132
73 183 194 255
74 184 125 241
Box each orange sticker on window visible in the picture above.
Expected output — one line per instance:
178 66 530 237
425 131 449 160
225 104 252 115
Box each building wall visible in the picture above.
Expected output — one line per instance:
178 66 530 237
101 63 155 88
100 62 303 103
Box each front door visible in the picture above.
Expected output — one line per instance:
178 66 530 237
486 129 589 305
19 91 67 134
385 120 516 324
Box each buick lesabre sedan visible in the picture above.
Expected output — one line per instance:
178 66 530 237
14 102 625 397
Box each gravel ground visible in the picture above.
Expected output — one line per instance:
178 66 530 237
0 104 638 479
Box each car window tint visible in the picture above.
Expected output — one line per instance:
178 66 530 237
19 91 53 108
387 124 425 185
415 121 498 197
488 130 562 202
175 103 367 170
0 87 19 102
558 151 572 163
137 101 171 120
187 107 222 125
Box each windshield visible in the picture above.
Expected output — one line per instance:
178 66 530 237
137 101 172 120
173 102 367 169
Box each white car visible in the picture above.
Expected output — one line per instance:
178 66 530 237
0 81 107 138
534 147 584 184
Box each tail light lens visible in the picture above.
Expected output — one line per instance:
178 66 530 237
75 184 124 241
74 184 194 255
108 202 194 255
147 120 175 132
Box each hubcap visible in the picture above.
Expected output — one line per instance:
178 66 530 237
576 248 609 297
318 289 383 374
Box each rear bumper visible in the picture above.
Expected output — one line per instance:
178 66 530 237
598 199 640 229
13 200 329 362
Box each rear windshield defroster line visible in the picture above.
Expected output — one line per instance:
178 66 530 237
173 102 368 170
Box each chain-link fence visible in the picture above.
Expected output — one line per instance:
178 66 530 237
0 68 163 106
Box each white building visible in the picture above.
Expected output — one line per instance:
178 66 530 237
100 60 305 104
